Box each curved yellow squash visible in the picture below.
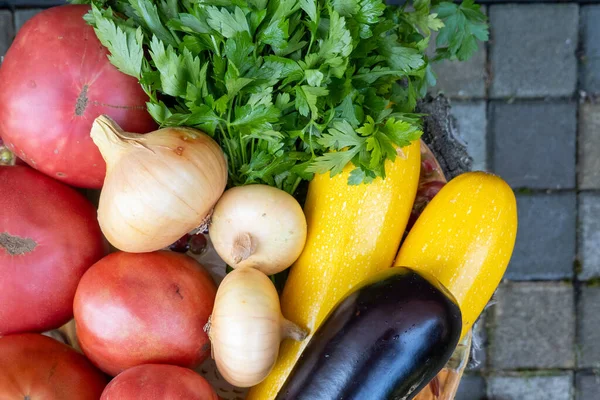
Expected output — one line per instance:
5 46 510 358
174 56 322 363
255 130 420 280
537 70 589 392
395 171 517 339
247 141 421 400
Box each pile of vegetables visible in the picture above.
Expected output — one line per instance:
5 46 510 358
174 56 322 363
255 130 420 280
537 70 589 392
0 1 518 400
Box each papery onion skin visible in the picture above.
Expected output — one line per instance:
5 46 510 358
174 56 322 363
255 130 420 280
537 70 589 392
91 116 227 253
208 267 307 388
210 184 307 275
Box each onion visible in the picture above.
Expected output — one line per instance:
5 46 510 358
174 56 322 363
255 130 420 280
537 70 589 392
90 115 227 253
206 267 307 387
209 185 307 275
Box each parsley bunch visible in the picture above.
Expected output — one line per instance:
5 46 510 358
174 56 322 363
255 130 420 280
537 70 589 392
79 0 487 193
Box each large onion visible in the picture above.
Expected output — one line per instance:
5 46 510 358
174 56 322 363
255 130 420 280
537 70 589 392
91 115 227 253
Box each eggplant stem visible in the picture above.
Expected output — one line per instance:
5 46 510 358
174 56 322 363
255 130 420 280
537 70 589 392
281 318 309 342
231 232 255 264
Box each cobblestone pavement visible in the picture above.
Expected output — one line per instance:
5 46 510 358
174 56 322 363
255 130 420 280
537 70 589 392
430 3 600 399
1 2 598 399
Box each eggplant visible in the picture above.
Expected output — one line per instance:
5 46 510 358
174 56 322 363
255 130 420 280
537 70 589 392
275 267 462 400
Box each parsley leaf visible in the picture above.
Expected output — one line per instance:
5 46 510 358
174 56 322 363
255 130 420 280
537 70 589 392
89 4 144 78
81 0 487 189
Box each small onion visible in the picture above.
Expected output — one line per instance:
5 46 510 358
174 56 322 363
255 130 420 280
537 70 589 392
209 184 307 275
91 115 227 253
207 267 307 387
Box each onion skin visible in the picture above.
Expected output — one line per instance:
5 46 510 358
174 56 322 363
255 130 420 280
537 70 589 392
210 184 307 275
92 116 228 253
0 5 155 188
209 267 307 387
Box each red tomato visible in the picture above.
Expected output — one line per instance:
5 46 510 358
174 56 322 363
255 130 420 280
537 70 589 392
0 333 107 399
101 364 218 400
0 5 156 188
74 251 217 376
0 166 106 335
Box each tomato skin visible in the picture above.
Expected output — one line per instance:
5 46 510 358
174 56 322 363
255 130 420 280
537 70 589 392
0 333 107 399
74 251 217 376
0 5 156 188
0 166 106 335
101 364 218 400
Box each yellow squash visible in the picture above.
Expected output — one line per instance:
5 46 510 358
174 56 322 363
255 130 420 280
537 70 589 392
247 140 421 400
395 171 517 339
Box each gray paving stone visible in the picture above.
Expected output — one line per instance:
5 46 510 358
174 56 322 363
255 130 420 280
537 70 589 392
491 101 577 190
0 11 14 57
579 193 600 280
489 282 575 369
578 103 600 189
451 101 488 171
455 374 486 400
489 4 578 98
577 286 600 369
487 373 574 400
431 41 487 99
576 373 600 400
15 9 43 32
582 6 600 94
505 193 576 281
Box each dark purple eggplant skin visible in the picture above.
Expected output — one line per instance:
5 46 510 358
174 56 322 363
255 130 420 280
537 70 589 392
275 267 462 400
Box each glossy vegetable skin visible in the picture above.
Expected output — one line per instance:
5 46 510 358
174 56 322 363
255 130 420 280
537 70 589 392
0 334 107 399
248 141 421 399
74 251 217 376
396 171 518 338
276 267 462 400
0 166 106 335
101 364 218 400
0 5 155 188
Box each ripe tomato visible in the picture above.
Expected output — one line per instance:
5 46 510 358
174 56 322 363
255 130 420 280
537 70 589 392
0 5 155 188
0 333 107 399
0 166 106 335
74 251 217 376
101 364 218 400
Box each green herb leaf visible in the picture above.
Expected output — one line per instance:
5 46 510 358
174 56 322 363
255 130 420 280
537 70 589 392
90 5 144 78
84 0 487 192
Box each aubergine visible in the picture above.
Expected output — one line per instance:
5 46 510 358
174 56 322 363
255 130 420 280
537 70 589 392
275 267 462 400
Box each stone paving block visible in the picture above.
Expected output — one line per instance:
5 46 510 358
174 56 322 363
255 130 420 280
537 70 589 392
576 373 600 400
451 101 488 171
582 6 600 94
579 193 600 280
432 41 487 99
455 374 486 400
489 282 575 369
487 373 574 400
491 101 576 190
15 9 43 32
489 4 578 98
505 193 575 281
0 10 14 57
577 286 600 369
578 103 600 189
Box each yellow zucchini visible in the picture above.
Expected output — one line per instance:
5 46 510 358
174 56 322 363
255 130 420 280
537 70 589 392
247 140 421 400
395 171 517 339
